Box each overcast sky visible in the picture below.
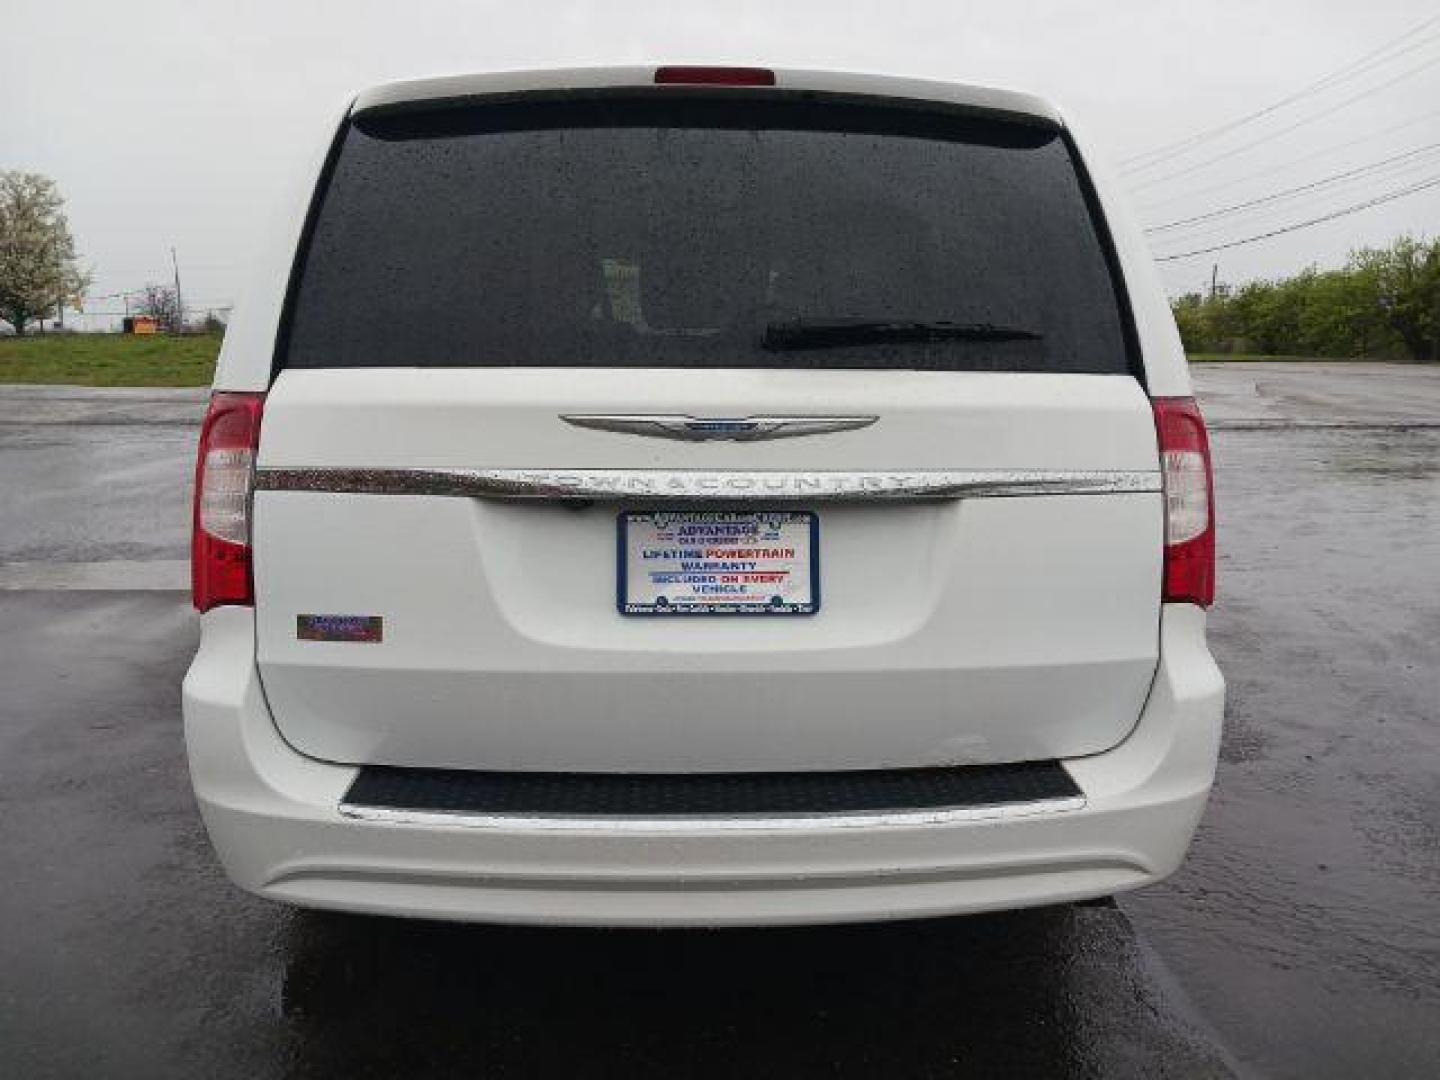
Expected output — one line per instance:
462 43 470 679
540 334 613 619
5 0 1438 325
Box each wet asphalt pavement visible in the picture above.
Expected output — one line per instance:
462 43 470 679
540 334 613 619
0 365 1436 1078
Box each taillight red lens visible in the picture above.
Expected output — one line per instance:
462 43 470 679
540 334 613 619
1153 396 1215 607
192 392 265 612
654 66 776 86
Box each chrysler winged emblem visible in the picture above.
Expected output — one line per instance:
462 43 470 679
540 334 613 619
561 414 878 442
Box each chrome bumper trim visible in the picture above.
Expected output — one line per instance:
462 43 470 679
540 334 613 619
254 468 1159 502
337 795 1088 832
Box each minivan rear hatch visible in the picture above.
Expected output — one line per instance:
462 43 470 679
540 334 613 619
252 89 1162 772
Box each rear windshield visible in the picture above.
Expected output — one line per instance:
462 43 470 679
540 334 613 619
281 95 1133 374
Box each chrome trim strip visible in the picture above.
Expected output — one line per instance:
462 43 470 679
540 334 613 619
561 414 878 442
255 468 1158 501
337 795 1087 832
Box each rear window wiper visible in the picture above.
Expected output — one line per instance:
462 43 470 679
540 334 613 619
762 317 1044 352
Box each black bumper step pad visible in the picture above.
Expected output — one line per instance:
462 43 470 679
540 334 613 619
343 760 1081 818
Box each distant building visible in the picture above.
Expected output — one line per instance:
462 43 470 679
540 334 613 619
122 316 159 335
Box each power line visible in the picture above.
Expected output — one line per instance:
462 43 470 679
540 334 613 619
1154 172 1440 259
1135 107 1440 212
81 287 151 301
1152 172 1440 261
68 306 233 318
1129 54 1440 192
1122 13 1440 172
80 287 234 303
1145 172 1440 255
1124 17 1440 171
1143 141 1440 233
1143 153 1440 249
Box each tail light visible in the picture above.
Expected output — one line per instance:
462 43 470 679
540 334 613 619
192 392 265 612
1153 396 1215 607
654 66 776 86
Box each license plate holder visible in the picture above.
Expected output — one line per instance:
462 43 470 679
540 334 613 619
618 510 819 616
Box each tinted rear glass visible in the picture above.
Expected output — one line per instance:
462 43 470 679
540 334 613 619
281 95 1132 373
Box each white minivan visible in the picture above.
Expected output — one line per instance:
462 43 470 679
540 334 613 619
183 66 1223 926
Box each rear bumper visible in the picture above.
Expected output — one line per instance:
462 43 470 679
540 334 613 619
182 606 1222 926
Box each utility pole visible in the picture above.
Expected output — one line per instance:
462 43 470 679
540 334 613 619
171 246 185 333
56 234 65 332
1209 263 1219 301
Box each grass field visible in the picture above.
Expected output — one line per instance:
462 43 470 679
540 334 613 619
0 332 1388 386
1186 352 1369 363
0 333 221 386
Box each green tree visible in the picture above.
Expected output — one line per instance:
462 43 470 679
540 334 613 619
1168 234 1437 361
1298 269 1381 357
0 171 90 336
1348 236 1440 363
1171 291 1214 351
1226 279 1294 354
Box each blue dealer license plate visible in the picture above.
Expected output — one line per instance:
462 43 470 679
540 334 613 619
618 511 820 616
